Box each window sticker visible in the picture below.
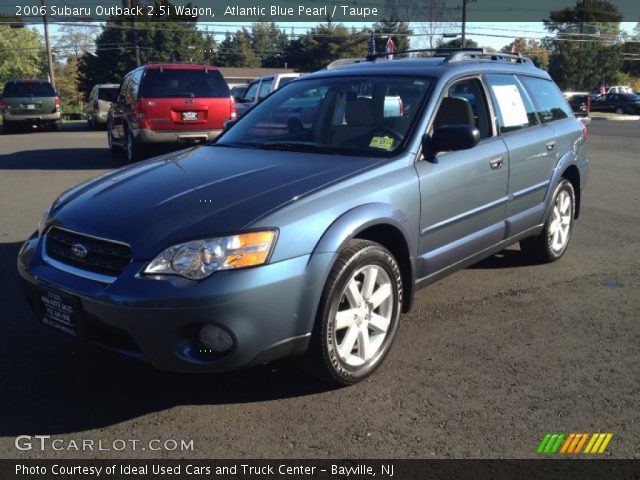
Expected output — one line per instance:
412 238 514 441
491 84 529 127
369 136 395 150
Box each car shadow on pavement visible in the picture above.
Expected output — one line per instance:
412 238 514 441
468 248 537 269
0 148 123 170
0 241 335 437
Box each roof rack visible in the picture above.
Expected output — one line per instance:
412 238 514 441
364 47 532 65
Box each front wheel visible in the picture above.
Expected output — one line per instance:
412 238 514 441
305 240 402 385
520 179 575 263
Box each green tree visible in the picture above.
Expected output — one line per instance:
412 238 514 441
250 22 290 67
544 0 624 90
218 28 260 67
286 24 367 71
437 38 479 48
502 37 550 70
621 23 640 78
0 24 45 84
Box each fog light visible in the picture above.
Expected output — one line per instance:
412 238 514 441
199 325 234 352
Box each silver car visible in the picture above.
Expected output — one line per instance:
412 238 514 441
86 83 119 129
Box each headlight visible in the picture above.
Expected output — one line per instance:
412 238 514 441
143 230 277 280
37 206 51 236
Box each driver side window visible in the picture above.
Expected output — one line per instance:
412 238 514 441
432 78 493 139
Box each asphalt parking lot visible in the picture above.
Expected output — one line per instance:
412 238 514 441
0 120 638 459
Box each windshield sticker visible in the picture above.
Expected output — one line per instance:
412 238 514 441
491 84 529 127
369 136 394 150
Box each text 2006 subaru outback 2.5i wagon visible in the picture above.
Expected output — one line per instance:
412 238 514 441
18 49 589 385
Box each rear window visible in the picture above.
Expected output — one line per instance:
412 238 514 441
139 69 230 99
3 81 56 98
98 87 119 102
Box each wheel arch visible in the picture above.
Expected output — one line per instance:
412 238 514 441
313 203 416 313
561 165 581 219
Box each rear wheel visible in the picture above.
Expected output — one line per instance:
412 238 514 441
305 240 402 385
125 128 142 163
615 106 624 114
520 179 575 263
3 121 13 134
53 120 63 131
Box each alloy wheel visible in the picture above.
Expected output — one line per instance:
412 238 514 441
332 264 394 367
548 189 572 253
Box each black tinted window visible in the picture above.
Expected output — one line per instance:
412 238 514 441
140 69 229 98
98 87 119 102
519 76 572 123
3 81 55 97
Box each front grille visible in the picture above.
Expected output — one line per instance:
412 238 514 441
45 226 131 277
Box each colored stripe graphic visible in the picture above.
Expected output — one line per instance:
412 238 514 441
539 433 613 454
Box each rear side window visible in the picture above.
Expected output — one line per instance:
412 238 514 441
258 78 273 99
485 74 538 134
139 69 230 98
3 81 55 97
519 76 572 123
278 77 297 87
98 87 119 102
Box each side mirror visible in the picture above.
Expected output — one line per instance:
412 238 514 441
427 125 480 155
223 119 236 131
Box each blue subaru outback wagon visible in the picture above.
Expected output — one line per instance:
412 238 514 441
18 49 589 384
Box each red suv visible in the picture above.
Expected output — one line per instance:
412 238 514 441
108 64 236 162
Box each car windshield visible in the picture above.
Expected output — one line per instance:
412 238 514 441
3 82 55 97
139 69 230 98
98 87 119 102
216 75 432 157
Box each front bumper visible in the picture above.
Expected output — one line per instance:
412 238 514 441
17 233 335 372
135 128 223 144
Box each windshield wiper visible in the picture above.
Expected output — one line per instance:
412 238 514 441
251 142 340 155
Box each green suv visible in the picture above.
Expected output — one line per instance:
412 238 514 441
1 79 62 133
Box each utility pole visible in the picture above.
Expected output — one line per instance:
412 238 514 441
461 0 467 48
41 0 55 89
126 0 141 66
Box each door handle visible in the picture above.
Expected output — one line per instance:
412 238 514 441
489 156 504 170
546 141 556 151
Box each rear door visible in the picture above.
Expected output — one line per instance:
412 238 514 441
485 74 555 235
111 75 131 141
138 67 231 131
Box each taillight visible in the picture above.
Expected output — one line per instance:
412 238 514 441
134 100 149 128
582 123 588 141
399 98 404 116
585 96 591 113
0 98 7 109
229 96 237 120
55 97 60 107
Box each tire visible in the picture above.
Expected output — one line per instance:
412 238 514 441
304 239 403 385
520 179 575 263
54 120 63 131
107 122 121 155
615 107 624 114
124 127 142 163
3 122 13 134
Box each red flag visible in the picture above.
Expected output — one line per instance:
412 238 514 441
385 37 395 60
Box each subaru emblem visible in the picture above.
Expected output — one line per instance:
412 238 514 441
71 243 88 259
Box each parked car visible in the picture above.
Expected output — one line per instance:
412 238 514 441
590 93 640 115
230 85 248 102
18 49 588 385
235 73 301 118
107 63 236 162
85 83 120 129
564 91 590 117
0 79 62 133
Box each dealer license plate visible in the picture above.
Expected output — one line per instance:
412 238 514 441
39 290 78 336
182 111 198 121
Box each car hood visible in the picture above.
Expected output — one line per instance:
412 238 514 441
49 146 382 259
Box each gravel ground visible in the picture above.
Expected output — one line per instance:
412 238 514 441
0 121 638 459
